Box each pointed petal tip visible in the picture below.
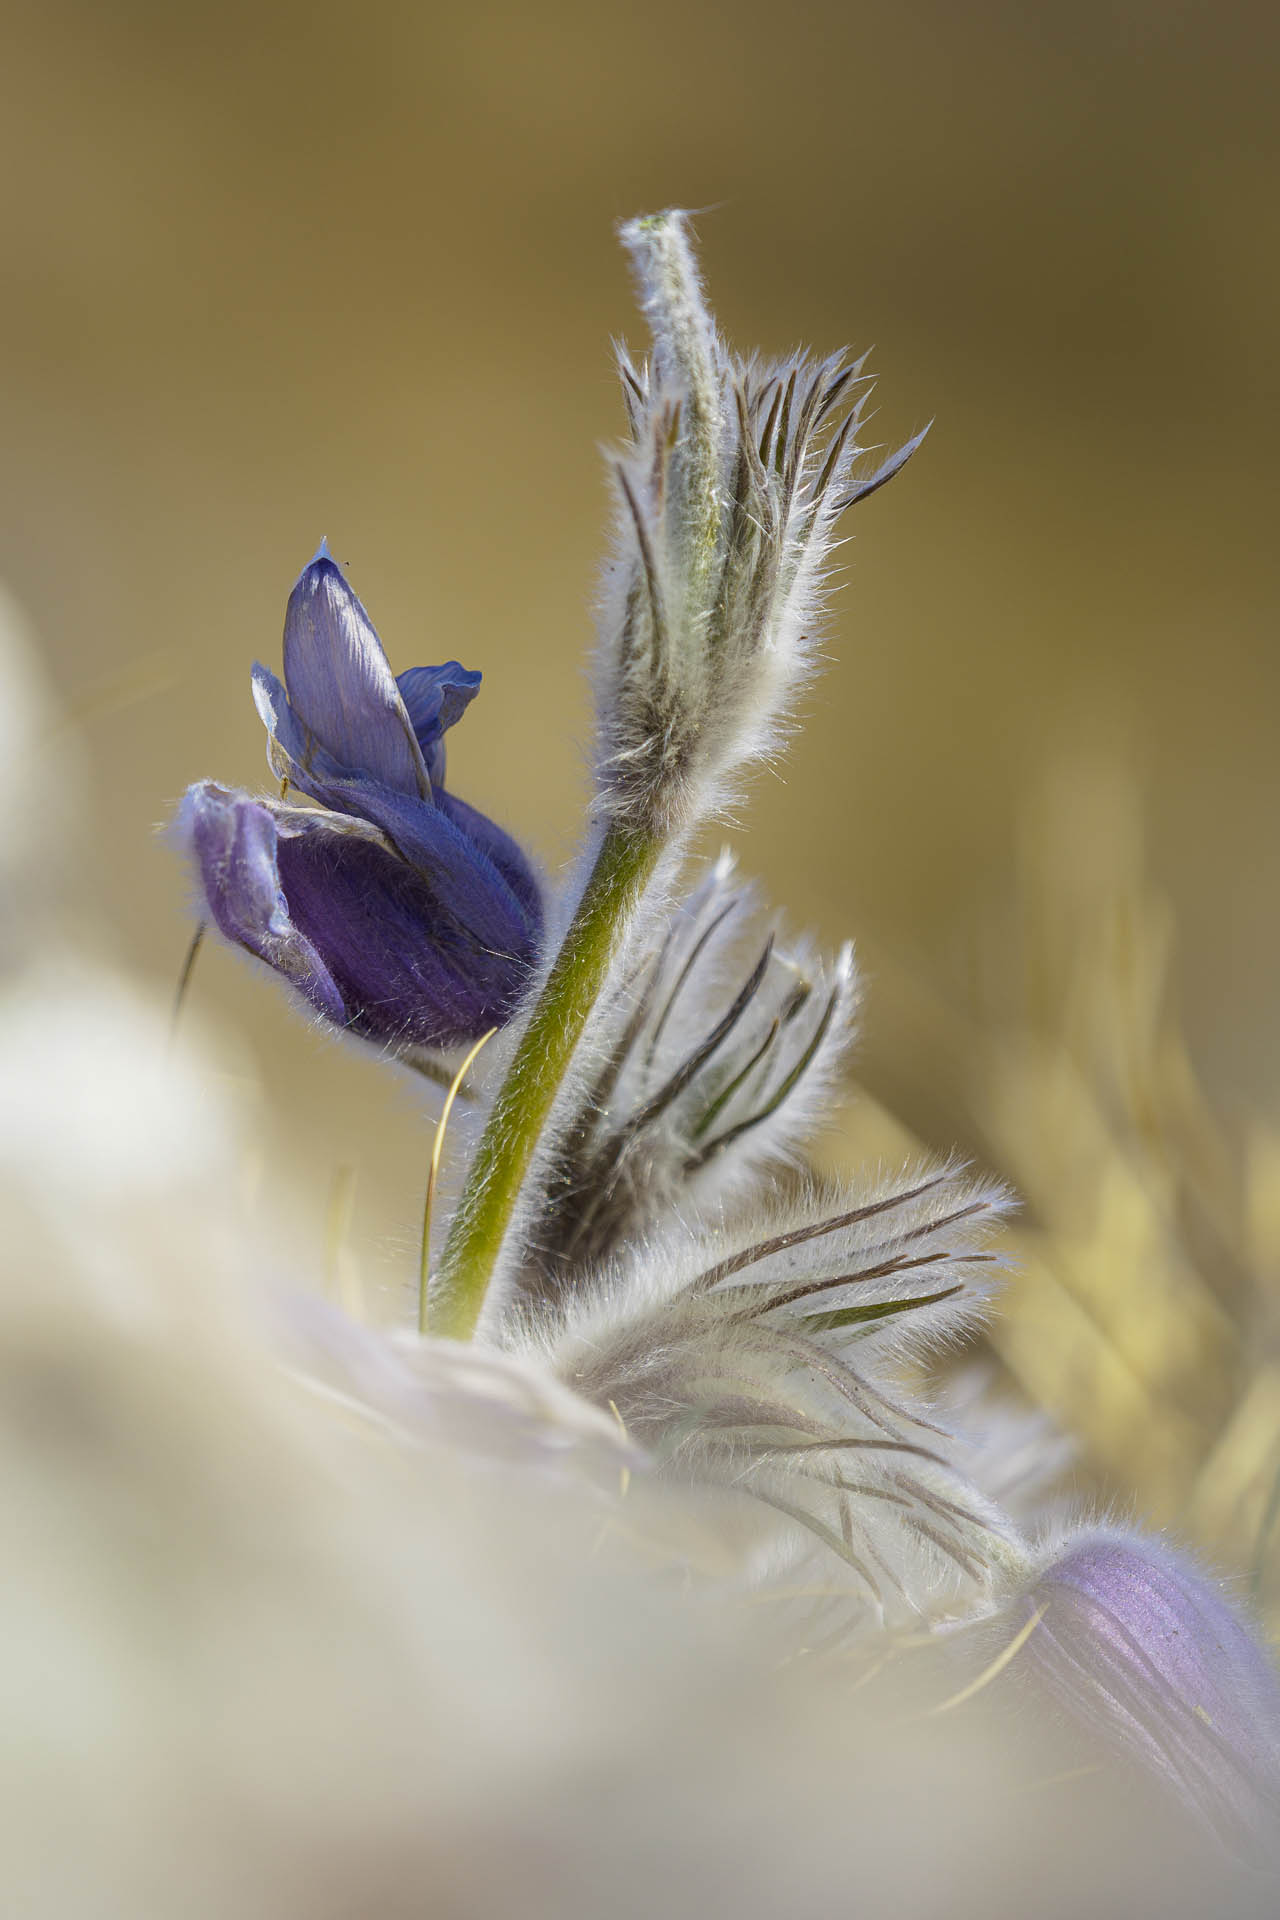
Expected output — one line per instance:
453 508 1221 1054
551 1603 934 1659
293 538 343 594
278 558 434 798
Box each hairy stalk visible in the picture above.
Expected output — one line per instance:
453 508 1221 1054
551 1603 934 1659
430 819 664 1338
623 211 724 612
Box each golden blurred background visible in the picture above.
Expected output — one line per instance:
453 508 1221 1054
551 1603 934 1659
3 1 1278 1588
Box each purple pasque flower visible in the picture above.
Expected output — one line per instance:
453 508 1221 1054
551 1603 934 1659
1027 1528 1280 1854
180 546 542 1055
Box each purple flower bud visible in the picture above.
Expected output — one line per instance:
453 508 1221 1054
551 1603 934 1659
179 550 542 1055
1027 1529 1280 1854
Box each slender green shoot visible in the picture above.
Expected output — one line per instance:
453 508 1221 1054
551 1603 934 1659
429 819 664 1340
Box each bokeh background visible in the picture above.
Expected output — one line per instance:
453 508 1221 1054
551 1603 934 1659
3 1 1278 1586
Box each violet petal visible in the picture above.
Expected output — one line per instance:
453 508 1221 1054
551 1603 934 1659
1029 1530 1280 1852
396 662 482 786
178 782 347 1027
252 664 538 957
280 552 429 800
273 811 533 1048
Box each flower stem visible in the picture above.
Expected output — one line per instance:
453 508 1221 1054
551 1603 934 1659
429 818 664 1339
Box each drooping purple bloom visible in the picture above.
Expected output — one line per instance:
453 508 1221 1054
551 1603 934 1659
1026 1529 1280 1854
179 547 542 1055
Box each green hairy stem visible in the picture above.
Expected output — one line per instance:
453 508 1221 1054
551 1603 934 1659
428 819 664 1339
430 214 719 1340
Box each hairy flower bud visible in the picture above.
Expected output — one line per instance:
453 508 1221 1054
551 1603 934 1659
595 210 926 836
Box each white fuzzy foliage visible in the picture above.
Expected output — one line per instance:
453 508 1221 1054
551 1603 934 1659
527 1163 1026 1627
281 1287 638 1472
595 210 925 834
520 851 858 1289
